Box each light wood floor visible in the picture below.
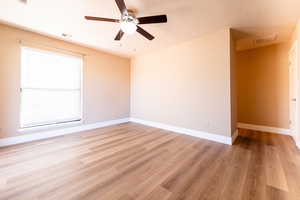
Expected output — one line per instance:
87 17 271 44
0 122 300 200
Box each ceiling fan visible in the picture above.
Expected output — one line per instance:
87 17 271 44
84 0 167 41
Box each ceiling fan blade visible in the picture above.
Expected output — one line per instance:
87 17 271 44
138 15 167 24
114 30 125 41
85 16 119 22
115 0 127 15
136 26 154 40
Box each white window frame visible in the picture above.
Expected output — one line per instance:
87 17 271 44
20 46 84 130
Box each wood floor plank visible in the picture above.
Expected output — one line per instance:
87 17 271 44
266 186 289 200
0 123 300 200
265 146 289 191
240 130 269 200
163 143 227 200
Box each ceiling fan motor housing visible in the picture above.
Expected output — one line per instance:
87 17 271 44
122 11 139 24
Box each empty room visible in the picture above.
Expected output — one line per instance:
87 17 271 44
0 0 300 199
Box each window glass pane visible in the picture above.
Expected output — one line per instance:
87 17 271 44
20 47 82 128
21 89 81 127
21 48 82 89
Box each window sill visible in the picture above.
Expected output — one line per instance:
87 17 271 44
18 120 83 134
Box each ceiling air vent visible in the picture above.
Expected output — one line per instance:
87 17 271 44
19 0 27 4
254 34 277 45
62 33 72 38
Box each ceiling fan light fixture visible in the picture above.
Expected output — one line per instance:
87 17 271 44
84 0 167 40
120 21 137 34
120 15 138 34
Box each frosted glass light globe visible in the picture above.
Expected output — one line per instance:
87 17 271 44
120 21 137 34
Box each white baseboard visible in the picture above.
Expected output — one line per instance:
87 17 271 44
129 118 232 145
0 118 130 147
0 117 235 147
237 123 290 135
296 140 300 149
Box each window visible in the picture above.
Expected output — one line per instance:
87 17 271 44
20 47 83 128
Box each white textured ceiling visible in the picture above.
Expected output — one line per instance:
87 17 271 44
1 0 300 57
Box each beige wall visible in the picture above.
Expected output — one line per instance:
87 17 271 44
290 20 300 145
236 43 290 128
296 21 300 145
230 29 237 136
0 23 130 139
131 29 234 137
